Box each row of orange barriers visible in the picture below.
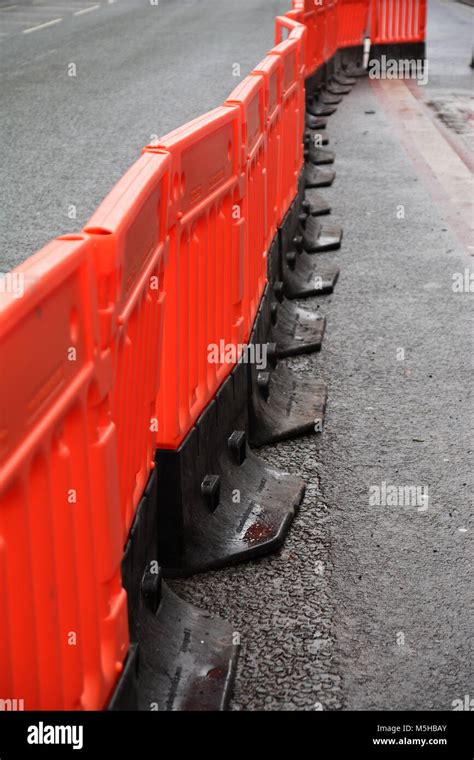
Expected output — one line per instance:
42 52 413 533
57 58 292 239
0 0 426 711
371 0 427 46
286 0 426 79
0 24 307 713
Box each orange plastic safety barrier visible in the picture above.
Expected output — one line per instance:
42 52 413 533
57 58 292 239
226 75 268 328
143 107 245 451
286 1 325 77
251 54 283 240
337 0 370 49
0 237 128 710
325 0 339 62
84 152 169 539
289 1 368 78
294 0 367 77
371 0 427 45
269 37 302 221
275 14 307 148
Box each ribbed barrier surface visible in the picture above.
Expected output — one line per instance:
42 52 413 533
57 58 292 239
371 0 427 45
0 0 426 710
0 237 128 710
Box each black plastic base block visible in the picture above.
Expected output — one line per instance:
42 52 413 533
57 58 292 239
305 113 327 130
304 189 331 216
333 71 356 86
277 193 339 299
326 54 355 88
301 215 343 253
305 146 335 165
109 471 239 711
248 289 327 447
265 243 327 357
155 360 304 577
249 363 327 446
271 288 326 358
136 583 239 711
320 92 342 105
283 253 339 298
340 45 367 77
344 61 367 77
313 103 338 117
326 81 351 96
307 101 337 117
369 42 426 65
305 129 329 146
304 162 336 188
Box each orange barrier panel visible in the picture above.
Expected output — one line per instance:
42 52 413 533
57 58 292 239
84 152 169 539
371 0 427 44
0 237 128 710
315 0 329 72
269 37 303 221
324 0 339 62
290 0 328 77
285 3 316 77
275 15 307 148
251 55 283 239
144 107 244 450
337 0 370 49
226 75 268 322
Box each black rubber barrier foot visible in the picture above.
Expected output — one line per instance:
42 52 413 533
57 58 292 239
249 363 327 446
248 292 327 447
276 189 339 299
339 46 367 78
271 284 326 357
313 102 337 116
304 162 336 188
136 584 239 711
155 362 304 577
320 92 342 105
344 62 367 77
110 471 239 711
265 243 327 356
305 129 329 146
299 216 343 253
333 72 356 86
303 192 331 216
306 100 337 117
282 247 339 298
305 113 327 130
326 81 351 96
304 146 336 165
326 52 357 88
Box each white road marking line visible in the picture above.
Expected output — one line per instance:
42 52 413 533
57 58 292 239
23 17 62 34
74 5 100 16
1 5 18 11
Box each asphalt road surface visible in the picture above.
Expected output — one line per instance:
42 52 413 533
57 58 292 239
1 0 473 711
0 0 289 270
